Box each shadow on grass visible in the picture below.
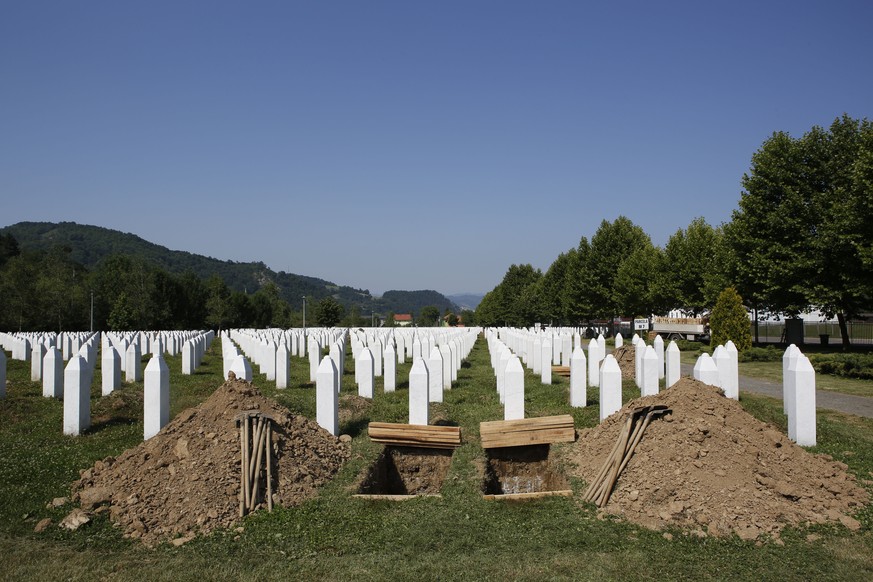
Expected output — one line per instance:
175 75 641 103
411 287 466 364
340 417 370 438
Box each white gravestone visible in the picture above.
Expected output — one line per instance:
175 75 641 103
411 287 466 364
384 343 396 393
787 354 816 446
541 339 552 385
356 347 374 399
101 346 121 396
125 342 142 383
783 344 800 414
665 340 680 389
276 343 290 389
428 346 444 403
63 355 90 436
409 358 430 426
723 340 739 400
230 354 253 382
31 342 46 382
570 346 587 407
599 355 622 422
504 356 525 421
588 339 602 388
144 354 170 440
641 345 659 397
43 347 63 398
316 356 339 436
653 334 665 379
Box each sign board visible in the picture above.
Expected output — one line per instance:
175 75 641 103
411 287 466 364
634 318 649 331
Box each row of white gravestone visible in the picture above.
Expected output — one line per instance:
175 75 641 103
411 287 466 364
223 327 479 434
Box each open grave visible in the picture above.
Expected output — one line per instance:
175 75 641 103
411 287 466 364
355 422 461 499
479 415 576 500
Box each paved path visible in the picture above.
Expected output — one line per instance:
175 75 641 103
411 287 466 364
680 363 873 419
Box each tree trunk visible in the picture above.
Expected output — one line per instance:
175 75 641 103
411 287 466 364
837 312 851 350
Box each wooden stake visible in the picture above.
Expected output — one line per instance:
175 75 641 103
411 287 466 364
238 421 246 517
265 420 273 512
250 417 268 511
243 414 251 510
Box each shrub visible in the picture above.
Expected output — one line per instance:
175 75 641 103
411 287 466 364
709 287 752 351
808 353 873 380
739 346 782 363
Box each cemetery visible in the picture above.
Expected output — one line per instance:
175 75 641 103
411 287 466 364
0 324 872 579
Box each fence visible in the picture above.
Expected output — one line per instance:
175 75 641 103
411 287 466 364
752 321 873 346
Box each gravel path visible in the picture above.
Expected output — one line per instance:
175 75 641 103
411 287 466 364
680 363 873 419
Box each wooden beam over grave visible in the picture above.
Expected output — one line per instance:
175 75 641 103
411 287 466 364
479 414 576 449
368 422 462 449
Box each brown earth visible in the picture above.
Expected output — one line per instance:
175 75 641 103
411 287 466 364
612 345 636 380
357 446 452 495
561 378 869 541
71 379 350 545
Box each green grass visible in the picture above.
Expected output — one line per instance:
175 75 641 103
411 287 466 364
1 335 872 581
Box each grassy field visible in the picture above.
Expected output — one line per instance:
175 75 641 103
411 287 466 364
1 334 872 581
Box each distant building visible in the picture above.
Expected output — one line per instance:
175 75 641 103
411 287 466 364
394 314 413 327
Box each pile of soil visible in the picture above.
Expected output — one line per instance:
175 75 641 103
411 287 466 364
562 378 869 541
611 345 636 380
71 379 350 545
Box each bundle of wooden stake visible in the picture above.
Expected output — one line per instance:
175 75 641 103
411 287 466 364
582 405 671 508
237 412 274 517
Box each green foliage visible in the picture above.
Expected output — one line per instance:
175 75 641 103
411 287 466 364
0 232 20 268
474 264 542 327
587 216 653 318
612 244 665 317
459 309 475 326
709 287 752 350
418 305 441 326
738 346 783 363
662 218 731 315
808 353 873 380
728 115 873 346
314 296 345 327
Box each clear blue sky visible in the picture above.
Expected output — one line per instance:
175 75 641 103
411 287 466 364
2 1 871 297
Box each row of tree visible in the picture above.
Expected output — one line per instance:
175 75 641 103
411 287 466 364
476 115 873 347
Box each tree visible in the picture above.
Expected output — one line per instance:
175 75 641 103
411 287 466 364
418 305 441 327
0 233 20 268
540 251 572 325
662 218 732 315
709 287 752 351
205 274 232 331
728 115 873 347
459 309 475 326
588 217 652 318
612 244 665 317
315 296 345 327
563 239 596 324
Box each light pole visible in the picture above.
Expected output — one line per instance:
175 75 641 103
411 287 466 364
302 296 307 333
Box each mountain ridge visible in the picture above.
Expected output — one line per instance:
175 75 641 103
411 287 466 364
0 221 459 317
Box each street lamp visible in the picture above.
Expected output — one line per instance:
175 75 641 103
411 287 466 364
302 296 307 332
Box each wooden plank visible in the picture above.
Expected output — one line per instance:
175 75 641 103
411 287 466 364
552 366 571 377
482 490 573 501
368 422 461 448
480 414 576 449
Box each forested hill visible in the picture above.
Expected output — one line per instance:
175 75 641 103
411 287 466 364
0 221 457 315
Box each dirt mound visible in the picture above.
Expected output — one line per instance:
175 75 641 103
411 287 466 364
612 345 636 379
72 379 350 545
562 378 868 541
